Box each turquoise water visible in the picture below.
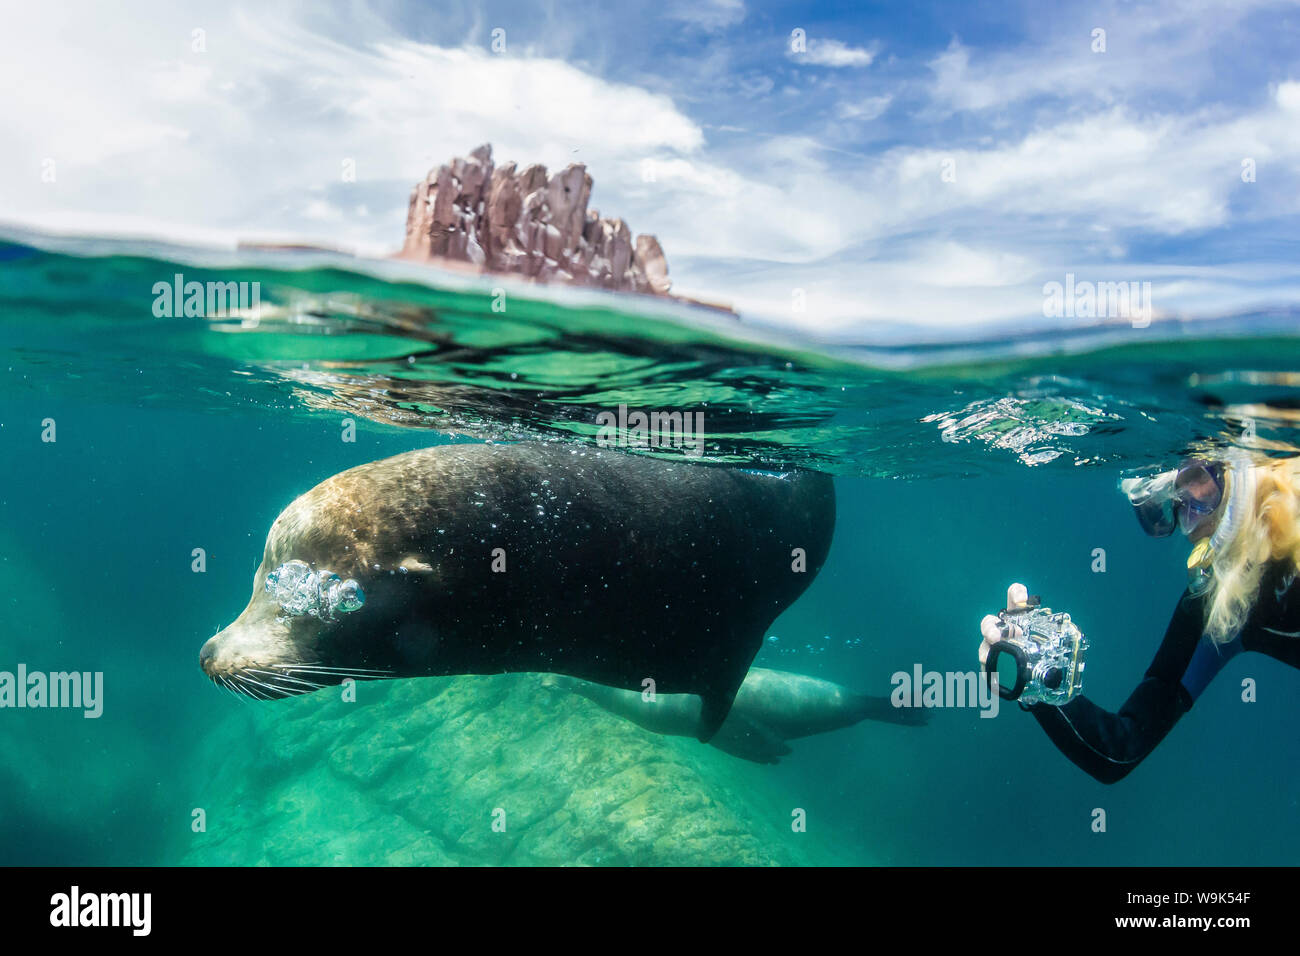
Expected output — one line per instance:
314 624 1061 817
2 232 1298 865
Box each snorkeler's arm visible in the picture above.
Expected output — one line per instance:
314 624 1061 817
1026 589 1233 784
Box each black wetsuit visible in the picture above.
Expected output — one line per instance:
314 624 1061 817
1028 562 1300 783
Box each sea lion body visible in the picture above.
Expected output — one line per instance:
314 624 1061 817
200 443 835 739
545 666 924 764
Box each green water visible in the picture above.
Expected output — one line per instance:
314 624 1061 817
2 232 1298 865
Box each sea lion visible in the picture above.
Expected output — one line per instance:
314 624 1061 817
199 442 835 740
542 666 927 764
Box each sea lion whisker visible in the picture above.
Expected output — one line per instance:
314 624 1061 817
246 668 323 691
276 663 394 673
272 670 387 681
228 675 260 700
231 674 272 701
247 673 315 693
237 672 298 699
214 675 245 702
273 662 384 671
278 676 325 691
273 665 390 681
229 680 258 706
288 669 389 682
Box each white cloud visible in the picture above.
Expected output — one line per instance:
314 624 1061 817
650 90 1300 273
1277 80 1300 112
926 1 1291 115
927 37 1108 113
664 0 746 31
836 96 892 121
795 39 875 68
0 2 705 256
660 90 1300 326
882 102 1300 234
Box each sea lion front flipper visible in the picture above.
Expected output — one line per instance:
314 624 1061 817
697 693 729 743
695 647 755 743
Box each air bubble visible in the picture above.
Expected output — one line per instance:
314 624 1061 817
265 560 365 623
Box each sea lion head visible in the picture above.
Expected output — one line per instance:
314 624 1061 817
199 466 439 698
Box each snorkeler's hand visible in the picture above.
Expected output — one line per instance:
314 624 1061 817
978 582 1030 666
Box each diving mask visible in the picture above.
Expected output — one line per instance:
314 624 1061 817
1122 459 1225 538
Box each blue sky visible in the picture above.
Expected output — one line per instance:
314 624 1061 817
3 0 1300 333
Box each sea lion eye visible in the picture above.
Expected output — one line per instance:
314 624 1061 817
265 560 365 622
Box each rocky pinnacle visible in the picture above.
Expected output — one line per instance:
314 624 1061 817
397 144 672 296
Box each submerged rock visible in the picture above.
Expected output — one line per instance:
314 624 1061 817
397 144 672 296
180 674 833 866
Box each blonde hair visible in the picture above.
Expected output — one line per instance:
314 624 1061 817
1203 456 1300 644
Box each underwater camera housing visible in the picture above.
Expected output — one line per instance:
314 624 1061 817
983 596 1088 705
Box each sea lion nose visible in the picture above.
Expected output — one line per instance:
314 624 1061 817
199 637 218 674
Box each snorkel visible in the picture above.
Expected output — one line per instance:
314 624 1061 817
1187 449 1256 595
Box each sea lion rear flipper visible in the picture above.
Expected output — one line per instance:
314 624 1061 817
854 693 930 727
709 716 792 765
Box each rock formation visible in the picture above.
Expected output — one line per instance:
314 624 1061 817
398 144 672 296
178 674 844 865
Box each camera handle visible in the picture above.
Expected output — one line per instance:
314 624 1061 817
983 640 1028 701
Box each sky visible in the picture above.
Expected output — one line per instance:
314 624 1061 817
3 0 1300 334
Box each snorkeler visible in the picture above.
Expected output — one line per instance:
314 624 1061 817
979 452 1300 783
